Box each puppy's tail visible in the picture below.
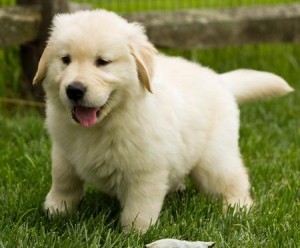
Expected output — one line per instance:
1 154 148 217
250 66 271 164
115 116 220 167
220 69 294 104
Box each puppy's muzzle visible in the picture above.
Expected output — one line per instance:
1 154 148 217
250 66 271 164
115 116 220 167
66 82 86 102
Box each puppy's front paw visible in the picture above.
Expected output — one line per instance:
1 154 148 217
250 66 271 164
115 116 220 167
175 182 186 192
121 214 152 234
223 196 253 213
44 191 80 216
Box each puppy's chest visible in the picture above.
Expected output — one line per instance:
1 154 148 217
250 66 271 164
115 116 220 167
66 131 140 195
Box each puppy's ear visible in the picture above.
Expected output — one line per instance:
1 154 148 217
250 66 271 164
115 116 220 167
129 23 157 93
33 45 50 85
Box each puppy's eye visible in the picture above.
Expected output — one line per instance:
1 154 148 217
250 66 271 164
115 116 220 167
95 57 111 67
61 55 71 65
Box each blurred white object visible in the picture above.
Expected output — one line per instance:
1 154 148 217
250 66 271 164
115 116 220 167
145 239 215 248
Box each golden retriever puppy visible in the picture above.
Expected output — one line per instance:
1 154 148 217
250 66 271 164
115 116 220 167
33 10 293 232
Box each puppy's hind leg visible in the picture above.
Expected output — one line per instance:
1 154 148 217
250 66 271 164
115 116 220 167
44 145 84 215
190 136 253 212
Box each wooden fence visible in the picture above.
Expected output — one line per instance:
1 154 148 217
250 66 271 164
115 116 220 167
0 1 300 98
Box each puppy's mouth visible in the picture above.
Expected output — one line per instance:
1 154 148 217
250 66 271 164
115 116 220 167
70 91 115 127
72 106 102 127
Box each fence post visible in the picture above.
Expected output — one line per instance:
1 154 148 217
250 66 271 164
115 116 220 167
16 0 69 100
39 0 69 50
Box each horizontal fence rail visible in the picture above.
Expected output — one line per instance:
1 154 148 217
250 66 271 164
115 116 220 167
124 3 300 49
0 6 40 47
1 3 300 49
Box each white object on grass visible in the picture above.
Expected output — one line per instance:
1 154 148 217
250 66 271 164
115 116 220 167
145 239 215 248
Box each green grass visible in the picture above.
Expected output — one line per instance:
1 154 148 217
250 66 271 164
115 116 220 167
1 0 300 247
74 0 300 12
2 0 299 9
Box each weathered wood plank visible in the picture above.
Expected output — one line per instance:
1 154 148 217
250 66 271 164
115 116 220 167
0 2 91 48
124 3 300 49
0 6 40 47
1 3 300 49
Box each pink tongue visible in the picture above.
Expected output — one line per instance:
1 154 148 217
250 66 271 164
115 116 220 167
74 106 99 127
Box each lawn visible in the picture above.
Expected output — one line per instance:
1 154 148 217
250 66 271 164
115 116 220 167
0 1 300 247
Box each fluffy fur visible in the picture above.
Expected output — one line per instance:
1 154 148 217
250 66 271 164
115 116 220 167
33 9 293 232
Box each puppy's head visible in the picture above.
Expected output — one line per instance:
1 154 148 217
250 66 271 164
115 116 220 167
34 10 156 127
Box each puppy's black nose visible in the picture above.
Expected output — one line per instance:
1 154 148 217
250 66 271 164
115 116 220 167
66 82 86 101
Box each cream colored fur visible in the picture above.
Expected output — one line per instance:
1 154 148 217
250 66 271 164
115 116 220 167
34 10 293 233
